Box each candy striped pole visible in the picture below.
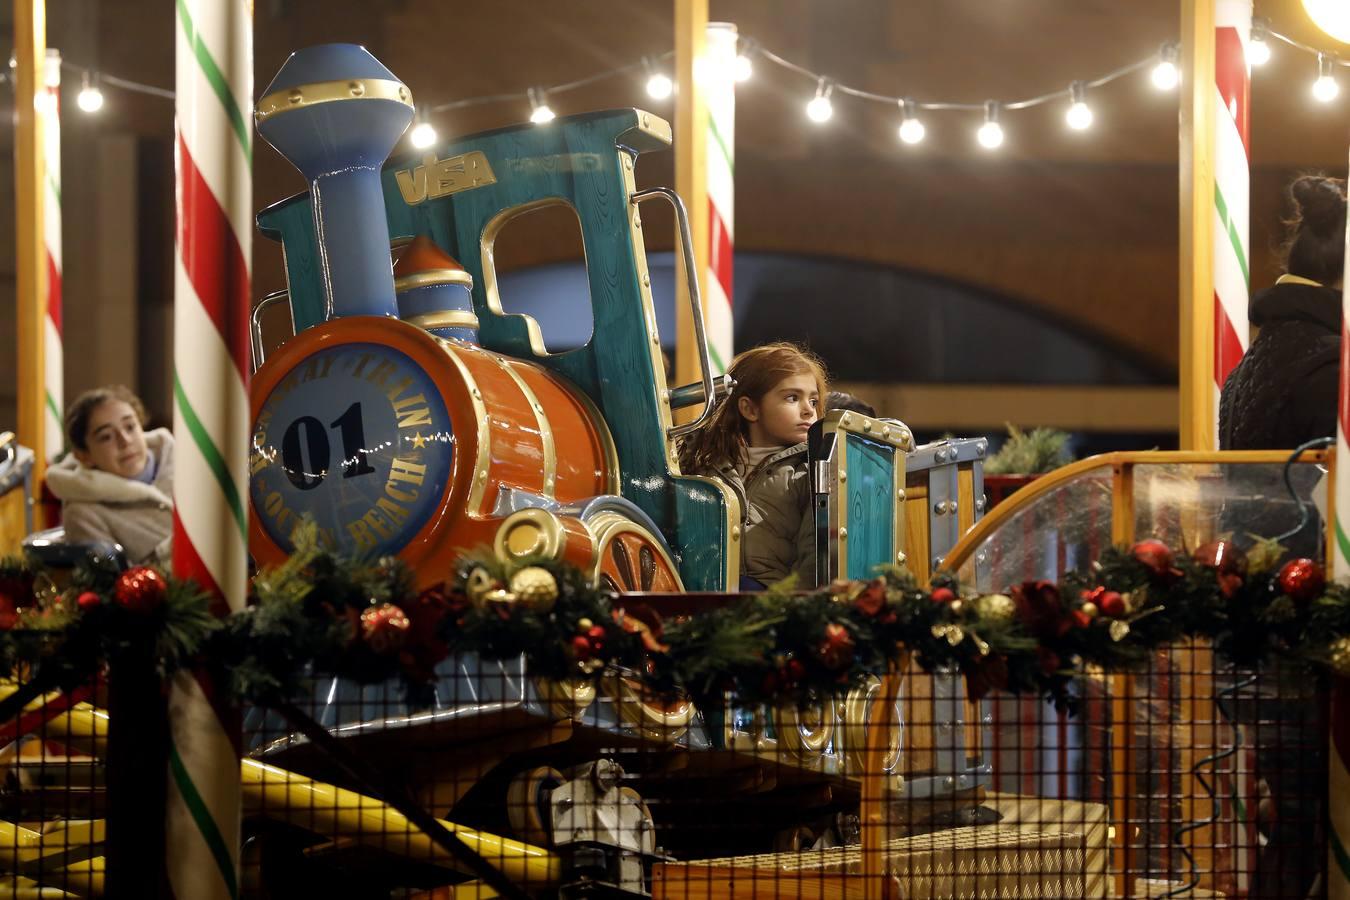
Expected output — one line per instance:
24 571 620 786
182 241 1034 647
1213 0 1250 442
169 0 251 897
42 49 62 462
705 22 736 376
1330 141 1350 900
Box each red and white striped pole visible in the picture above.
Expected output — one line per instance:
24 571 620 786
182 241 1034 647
1213 0 1250 439
705 22 736 375
1330 142 1350 900
168 0 252 896
41 49 62 462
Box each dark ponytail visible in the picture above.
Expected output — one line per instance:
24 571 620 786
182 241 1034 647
1282 174 1347 284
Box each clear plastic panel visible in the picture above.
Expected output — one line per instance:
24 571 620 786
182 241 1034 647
957 464 1113 592
958 460 1328 594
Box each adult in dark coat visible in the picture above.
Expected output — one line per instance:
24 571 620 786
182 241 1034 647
1216 173 1343 900
1219 175 1345 449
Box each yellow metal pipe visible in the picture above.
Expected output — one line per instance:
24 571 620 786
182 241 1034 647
240 759 560 885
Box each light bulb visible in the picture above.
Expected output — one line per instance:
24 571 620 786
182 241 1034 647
898 117 925 144
806 79 833 123
646 72 673 100
1152 60 1179 90
1314 54 1339 102
410 121 437 149
977 100 1003 149
897 99 924 144
1066 101 1093 130
1304 0 1350 43
1065 81 1092 130
1248 35 1271 66
1152 43 1180 90
530 103 556 124
734 54 752 82
77 84 104 113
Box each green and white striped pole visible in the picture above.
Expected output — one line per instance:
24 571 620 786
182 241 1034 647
168 0 251 896
42 49 62 462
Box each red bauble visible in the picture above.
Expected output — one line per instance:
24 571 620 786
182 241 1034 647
113 567 168 614
783 659 807 684
360 603 411 654
1099 591 1126 617
930 587 956 605
1132 540 1180 583
1277 558 1326 604
571 635 594 660
815 623 856 671
853 579 887 617
76 591 102 611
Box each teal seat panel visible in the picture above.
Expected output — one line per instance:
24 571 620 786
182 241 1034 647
844 433 897 580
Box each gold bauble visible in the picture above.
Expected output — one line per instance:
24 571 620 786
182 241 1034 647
949 598 964 616
1081 602 1098 619
1329 636 1350 678
975 593 1016 623
509 566 559 611
484 589 517 610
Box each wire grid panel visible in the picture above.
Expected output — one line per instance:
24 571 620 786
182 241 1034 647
232 644 1328 898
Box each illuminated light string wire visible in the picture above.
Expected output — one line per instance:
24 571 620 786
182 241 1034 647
15 20 1350 148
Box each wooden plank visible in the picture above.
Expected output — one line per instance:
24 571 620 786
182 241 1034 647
14 0 47 514
1180 0 1217 450
673 0 709 395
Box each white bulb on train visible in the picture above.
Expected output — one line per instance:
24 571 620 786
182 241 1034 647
898 116 925 145
976 120 1004 149
530 103 556 124
410 121 437 149
646 73 673 100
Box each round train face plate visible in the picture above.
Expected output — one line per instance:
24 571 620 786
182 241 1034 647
250 342 453 558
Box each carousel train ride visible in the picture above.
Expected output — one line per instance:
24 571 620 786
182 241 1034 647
241 43 1008 897
1 43 1051 899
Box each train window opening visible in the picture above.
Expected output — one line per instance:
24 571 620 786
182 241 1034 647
487 200 594 354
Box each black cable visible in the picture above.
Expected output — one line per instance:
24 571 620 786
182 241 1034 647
1271 437 1335 544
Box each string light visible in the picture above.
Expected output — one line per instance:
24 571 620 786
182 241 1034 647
410 117 437 149
643 57 673 100
897 98 925 145
1249 20 1272 66
1065 80 1093 130
527 87 556 123
76 70 103 113
977 100 1004 149
1304 0 1350 44
35 19 1350 157
734 42 755 82
1151 42 1180 90
1313 53 1339 102
805 78 833 123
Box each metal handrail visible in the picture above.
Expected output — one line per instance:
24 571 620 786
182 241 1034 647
630 187 717 440
939 448 1333 575
250 290 294 373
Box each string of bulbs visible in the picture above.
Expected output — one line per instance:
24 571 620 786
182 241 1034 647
36 18 1350 154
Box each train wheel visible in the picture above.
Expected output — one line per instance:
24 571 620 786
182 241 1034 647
772 825 817 853
506 766 563 848
587 513 694 742
837 675 903 775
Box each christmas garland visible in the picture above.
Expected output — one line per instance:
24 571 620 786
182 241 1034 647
0 525 1347 713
